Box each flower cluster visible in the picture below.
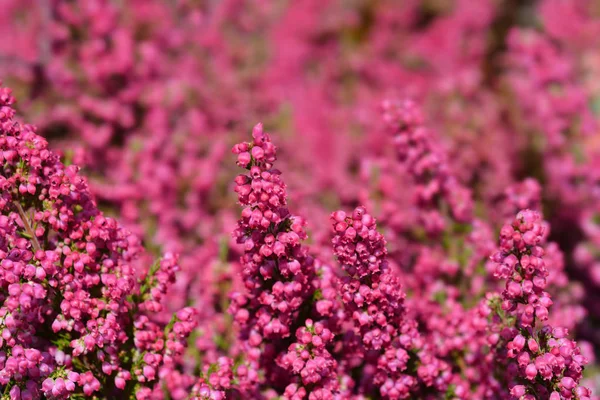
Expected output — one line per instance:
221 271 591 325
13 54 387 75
0 0 599 398
229 124 338 398
0 84 195 398
491 210 591 399
382 98 473 235
331 206 447 398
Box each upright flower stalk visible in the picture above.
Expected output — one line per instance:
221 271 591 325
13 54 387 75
382 99 473 236
491 210 591 399
331 206 448 399
230 124 338 398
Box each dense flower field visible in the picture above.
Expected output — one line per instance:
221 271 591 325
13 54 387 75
0 0 600 398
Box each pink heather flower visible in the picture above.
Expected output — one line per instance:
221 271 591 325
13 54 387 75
0 1 598 399
331 206 447 398
490 210 591 398
229 124 338 397
382 98 474 235
0 82 195 397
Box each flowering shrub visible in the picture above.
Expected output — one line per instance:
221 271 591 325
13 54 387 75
0 86 195 399
0 0 600 399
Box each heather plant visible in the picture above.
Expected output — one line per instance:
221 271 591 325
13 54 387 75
0 0 599 398
0 85 195 399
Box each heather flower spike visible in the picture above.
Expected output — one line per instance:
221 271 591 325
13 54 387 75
491 210 592 399
230 123 338 398
331 206 447 399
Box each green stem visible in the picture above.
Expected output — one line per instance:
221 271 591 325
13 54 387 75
14 201 42 252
